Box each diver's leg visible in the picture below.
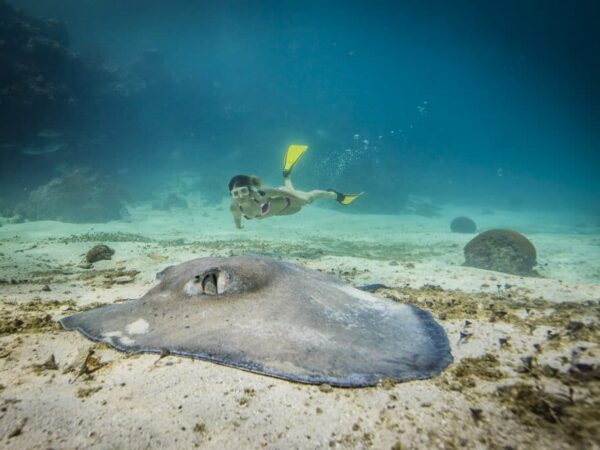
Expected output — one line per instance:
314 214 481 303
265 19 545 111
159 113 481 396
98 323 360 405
281 145 309 191
303 190 338 203
284 176 294 190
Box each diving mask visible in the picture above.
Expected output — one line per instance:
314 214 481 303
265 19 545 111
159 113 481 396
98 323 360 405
231 186 251 199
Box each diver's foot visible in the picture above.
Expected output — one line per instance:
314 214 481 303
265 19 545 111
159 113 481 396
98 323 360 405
283 145 308 178
327 189 364 205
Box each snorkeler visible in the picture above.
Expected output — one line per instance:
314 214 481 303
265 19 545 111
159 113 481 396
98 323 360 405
229 145 363 229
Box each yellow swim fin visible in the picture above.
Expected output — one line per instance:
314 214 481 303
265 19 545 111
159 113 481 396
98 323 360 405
327 189 364 205
340 192 364 205
283 144 308 177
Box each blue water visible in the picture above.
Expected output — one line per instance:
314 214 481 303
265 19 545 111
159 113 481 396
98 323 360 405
1 0 599 218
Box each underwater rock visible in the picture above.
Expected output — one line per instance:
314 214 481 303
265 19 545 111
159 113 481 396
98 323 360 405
151 193 188 211
19 168 127 223
450 216 477 233
85 244 115 264
463 229 537 276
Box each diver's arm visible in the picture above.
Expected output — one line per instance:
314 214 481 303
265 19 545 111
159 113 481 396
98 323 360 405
230 203 243 229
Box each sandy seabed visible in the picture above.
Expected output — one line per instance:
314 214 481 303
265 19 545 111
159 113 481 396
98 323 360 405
0 202 599 449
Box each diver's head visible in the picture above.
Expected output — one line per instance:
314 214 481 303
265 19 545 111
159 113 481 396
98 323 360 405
229 175 262 200
229 174 261 191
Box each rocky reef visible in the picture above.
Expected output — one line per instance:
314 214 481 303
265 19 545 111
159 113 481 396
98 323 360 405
0 0 107 143
0 1 218 220
0 0 206 155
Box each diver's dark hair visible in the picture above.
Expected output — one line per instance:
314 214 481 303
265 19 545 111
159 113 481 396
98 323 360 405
228 175 262 191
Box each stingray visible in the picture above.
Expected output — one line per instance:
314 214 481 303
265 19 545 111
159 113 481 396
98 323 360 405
60 255 452 386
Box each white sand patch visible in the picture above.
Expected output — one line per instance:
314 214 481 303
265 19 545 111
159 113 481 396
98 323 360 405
125 318 150 335
103 331 136 346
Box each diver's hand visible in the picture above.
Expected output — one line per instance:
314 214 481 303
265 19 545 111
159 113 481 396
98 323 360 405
230 202 243 229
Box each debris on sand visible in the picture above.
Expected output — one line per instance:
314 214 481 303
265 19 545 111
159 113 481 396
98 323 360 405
7 417 28 439
76 386 102 398
68 348 108 383
32 354 59 374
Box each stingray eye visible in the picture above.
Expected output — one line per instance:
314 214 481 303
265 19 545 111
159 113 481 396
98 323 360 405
202 272 217 294
192 270 229 295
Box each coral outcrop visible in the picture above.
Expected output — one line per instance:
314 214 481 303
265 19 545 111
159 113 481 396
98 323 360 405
464 229 537 276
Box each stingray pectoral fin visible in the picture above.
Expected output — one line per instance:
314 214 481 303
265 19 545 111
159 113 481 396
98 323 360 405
156 265 174 280
59 301 148 352
403 304 454 376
